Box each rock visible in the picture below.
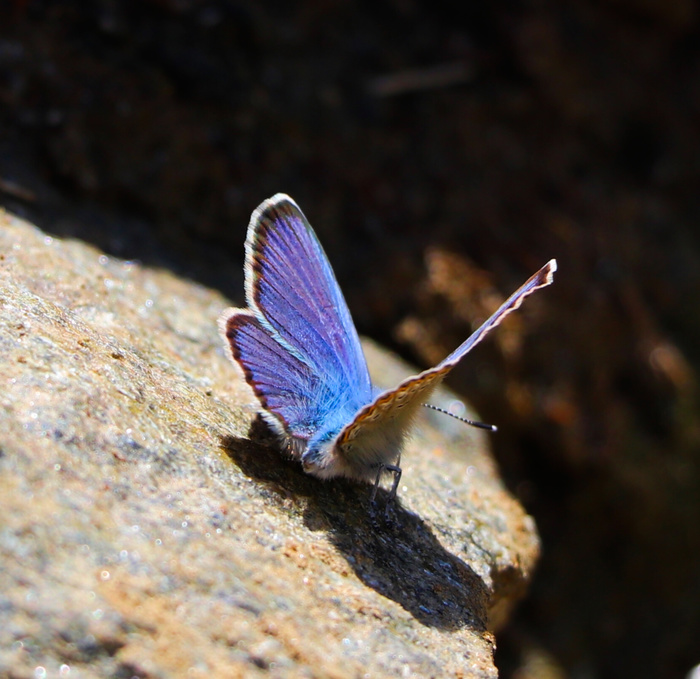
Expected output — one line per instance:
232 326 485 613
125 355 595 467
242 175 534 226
0 210 539 678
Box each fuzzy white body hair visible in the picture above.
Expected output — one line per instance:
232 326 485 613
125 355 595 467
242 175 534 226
300 380 443 482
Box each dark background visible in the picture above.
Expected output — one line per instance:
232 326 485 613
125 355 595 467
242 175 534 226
1 1 699 677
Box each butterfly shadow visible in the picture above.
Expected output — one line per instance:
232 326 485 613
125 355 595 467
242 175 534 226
220 416 490 633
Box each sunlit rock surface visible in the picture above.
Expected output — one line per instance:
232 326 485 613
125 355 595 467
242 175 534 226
0 211 539 678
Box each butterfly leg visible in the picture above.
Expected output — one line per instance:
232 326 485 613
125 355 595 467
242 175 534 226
370 466 383 504
387 453 402 502
369 455 403 505
382 462 402 519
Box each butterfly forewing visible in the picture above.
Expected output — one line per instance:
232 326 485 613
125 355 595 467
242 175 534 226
438 259 557 369
246 195 372 397
335 259 557 461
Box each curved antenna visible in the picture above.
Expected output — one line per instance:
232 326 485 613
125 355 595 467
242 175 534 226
421 403 497 432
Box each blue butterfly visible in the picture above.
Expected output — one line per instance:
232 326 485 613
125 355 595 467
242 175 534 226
220 194 556 498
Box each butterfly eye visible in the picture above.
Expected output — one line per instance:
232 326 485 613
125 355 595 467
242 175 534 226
301 447 324 473
302 460 317 473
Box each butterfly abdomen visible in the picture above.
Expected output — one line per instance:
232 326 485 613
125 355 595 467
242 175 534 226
300 381 435 483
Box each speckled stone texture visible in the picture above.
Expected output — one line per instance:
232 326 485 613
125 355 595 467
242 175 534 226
0 211 539 678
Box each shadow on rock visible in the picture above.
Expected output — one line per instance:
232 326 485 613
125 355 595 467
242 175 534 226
220 416 489 633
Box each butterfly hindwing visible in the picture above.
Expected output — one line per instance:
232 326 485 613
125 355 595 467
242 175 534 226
221 311 322 450
334 365 450 478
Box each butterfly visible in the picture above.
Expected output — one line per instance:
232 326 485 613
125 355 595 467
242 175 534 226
220 194 556 499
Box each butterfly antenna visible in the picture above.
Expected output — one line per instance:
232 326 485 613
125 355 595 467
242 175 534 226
422 404 498 432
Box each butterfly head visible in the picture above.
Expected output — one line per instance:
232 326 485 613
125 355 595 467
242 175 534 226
300 431 342 479
301 456 324 476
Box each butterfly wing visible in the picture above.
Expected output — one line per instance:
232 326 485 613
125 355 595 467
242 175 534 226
335 259 557 461
221 311 325 453
244 194 371 396
434 259 557 369
220 194 373 454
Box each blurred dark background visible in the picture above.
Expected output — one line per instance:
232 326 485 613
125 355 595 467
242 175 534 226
1 1 699 677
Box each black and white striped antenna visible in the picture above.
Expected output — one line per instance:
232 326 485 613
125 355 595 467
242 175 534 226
422 403 497 432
